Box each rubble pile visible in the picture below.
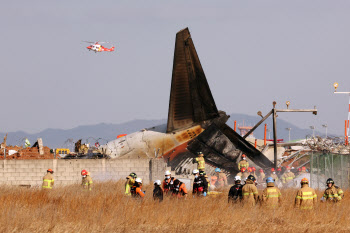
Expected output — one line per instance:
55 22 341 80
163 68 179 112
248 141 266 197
0 146 58 160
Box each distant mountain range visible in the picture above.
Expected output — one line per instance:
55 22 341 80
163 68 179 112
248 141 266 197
0 113 325 149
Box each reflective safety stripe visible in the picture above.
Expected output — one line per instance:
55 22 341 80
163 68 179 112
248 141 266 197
243 192 254 196
338 190 344 194
302 192 312 195
296 196 301 199
42 179 53 189
286 177 293 180
267 189 276 193
266 194 279 198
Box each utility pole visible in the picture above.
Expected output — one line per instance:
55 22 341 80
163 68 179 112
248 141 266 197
333 82 350 145
286 128 291 142
266 129 271 139
310 126 315 138
322 124 328 138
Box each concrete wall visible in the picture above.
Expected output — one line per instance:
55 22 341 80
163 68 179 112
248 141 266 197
0 158 167 187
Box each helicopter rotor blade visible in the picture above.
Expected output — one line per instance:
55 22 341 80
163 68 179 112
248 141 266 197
82 41 95 44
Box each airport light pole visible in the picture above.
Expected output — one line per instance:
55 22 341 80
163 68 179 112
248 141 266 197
310 126 315 138
322 124 328 138
243 101 317 169
333 82 350 144
285 128 291 142
267 128 271 139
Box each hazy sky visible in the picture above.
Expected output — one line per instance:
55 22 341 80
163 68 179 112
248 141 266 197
1 1 350 136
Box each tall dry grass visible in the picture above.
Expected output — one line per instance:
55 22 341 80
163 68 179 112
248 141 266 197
0 182 349 233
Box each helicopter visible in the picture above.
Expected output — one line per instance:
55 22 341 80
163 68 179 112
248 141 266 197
83 41 115 53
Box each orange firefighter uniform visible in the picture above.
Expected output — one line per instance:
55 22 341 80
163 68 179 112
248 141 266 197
131 181 145 198
262 182 282 208
295 179 317 210
82 172 93 191
172 180 188 198
242 179 259 206
132 186 145 198
42 171 54 189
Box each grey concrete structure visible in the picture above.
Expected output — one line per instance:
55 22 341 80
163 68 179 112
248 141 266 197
0 158 168 187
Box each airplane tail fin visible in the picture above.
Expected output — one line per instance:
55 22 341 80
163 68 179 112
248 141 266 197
110 46 115 51
166 28 219 133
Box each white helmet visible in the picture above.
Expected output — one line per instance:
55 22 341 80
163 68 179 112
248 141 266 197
165 170 171 176
135 178 142 183
154 180 161 185
193 169 199 174
234 176 241 181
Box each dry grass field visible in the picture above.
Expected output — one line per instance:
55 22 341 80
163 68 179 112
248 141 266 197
0 181 349 233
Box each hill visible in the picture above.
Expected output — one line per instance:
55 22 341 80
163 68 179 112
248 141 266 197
0 113 324 149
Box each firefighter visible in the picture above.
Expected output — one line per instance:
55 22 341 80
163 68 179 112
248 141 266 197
261 177 282 208
247 167 253 175
203 172 211 193
162 170 175 194
296 168 302 177
192 169 202 195
42 169 54 190
237 167 249 182
276 167 283 179
242 168 250 182
295 178 317 210
257 169 265 184
81 170 93 191
131 178 145 198
125 172 137 196
238 154 249 170
242 175 259 206
199 171 208 196
322 178 341 203
215 168 228 188
251 167 257 177
300 167 307 174
228 176 243 203
153 180 163 202
236 167 245 177
193 151 205 172
270 168 279 182
172 179 188 198
281 166 295 186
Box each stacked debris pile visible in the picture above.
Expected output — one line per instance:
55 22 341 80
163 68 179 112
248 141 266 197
0 146 58 160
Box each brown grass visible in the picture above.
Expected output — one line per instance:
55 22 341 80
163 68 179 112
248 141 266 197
0 182 349 233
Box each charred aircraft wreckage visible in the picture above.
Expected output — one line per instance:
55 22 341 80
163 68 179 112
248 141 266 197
100 28 273 175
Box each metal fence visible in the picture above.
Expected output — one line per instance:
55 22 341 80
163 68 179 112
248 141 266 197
310 152 350 190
